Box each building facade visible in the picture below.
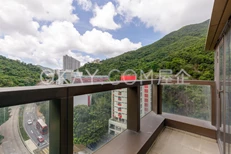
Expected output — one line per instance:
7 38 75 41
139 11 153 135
63 55 80 71
73 76 108 84
92 59 101 64
56 72 109 107
55 70 83 84
108 76 152 135
74 95 91 107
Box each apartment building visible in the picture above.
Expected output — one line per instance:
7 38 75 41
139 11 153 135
108 76 152 135
63 55 80 71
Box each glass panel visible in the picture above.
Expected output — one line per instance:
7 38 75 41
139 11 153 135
0 102 49 154
73 91 125 153
140 85 152 118
219 40 225 153
162 85 211 121
225 27 231 154
229 28 231 154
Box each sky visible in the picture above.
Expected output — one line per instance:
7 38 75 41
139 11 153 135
0 0 214 69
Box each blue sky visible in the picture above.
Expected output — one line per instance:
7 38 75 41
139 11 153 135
0 0 214 69
73 1 163 45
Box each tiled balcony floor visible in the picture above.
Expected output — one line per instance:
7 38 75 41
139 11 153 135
148 127 220 154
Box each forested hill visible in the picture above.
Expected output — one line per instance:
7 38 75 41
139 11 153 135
79 20 214 80
0 56 41 87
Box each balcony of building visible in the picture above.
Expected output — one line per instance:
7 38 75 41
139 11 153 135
0 79 226 154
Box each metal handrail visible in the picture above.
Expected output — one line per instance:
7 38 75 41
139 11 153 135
0 80 215 108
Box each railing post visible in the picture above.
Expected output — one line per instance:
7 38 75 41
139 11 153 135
152 84 162 114
49 96 73 154
211 83 216 126
127 86 140 132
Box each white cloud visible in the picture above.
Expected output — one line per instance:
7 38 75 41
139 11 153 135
76 0 92 11
116 0 213 33
0 21 141 68
0 33 39 60
18 0 78 22
80 28 141 57
0 1 39 35
0 0 78 36
90 2 121 30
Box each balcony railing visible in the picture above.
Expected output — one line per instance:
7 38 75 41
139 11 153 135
0 79 217 154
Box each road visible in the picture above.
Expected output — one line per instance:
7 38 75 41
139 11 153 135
0 106 30 154
23 103 49 149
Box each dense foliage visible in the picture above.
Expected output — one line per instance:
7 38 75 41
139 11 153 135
37 102 49 125
73 92 111 146
0 107 11 144
162 85 211 120
79 20 214 81
19 106 29 141
0 107 10 125
0 56 42 87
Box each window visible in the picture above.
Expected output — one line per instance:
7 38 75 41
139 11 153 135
144 89 148 93
145 98 148 103
118 97 121 101
115 126 121 131
120 118 125 123
118 91 122 95
118 113 122 118
110 124 115 129
144 94 148 97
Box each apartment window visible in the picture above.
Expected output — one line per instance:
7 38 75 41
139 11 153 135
120 118 125 123
118 113 122 119
118 103 122 106
144 94 148 97
144 89 148 93
118 108 121 111
110 131 115 135
118 97 121 101
110 124 115 129
145 98 148 103
118 91 122 95
145 103 148 107
115 126 121 131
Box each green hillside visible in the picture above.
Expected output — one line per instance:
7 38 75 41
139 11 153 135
0 56 42 87
79 20 214 80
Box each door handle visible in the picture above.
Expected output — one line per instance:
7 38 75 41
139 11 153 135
218 90 223 98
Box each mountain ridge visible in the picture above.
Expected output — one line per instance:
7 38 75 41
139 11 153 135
0 55 42 87
79 20 214 80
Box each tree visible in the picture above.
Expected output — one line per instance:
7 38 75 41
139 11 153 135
39 102 49 124
79 20 214 81
0 55 41 87
73 92 111 146
162 85 210 120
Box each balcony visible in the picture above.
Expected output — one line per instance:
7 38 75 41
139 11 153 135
0 79 221 154
148 127 219 154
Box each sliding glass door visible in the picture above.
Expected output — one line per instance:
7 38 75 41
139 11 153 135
218 26 231 154
218 38 225 153
224 27 231 154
